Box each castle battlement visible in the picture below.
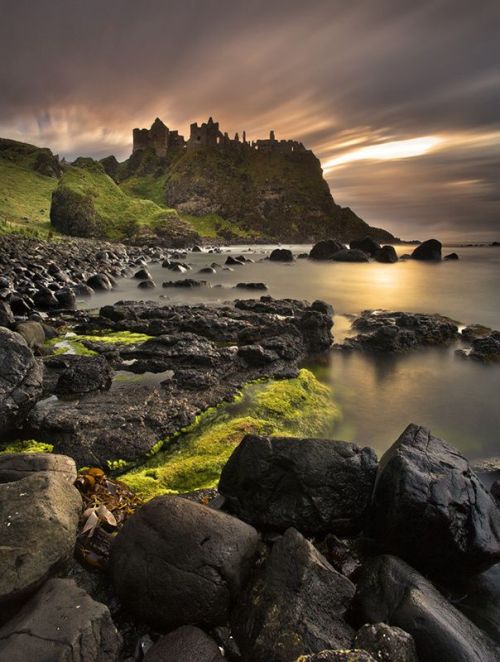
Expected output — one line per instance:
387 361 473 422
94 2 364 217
132 117 306 156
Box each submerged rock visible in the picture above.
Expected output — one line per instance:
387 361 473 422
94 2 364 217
0 578 121 661
270 248 293 262
332 248 369 262
219 435 377 535
233 527 355 662
110 495 259 629
370 424 500 576
353 555 500 662
309 239 344 260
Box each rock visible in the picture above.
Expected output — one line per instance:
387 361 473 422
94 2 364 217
341 310 458 353
110 495 259 629
237 345 278 366
233 528 355 662
270 248 293 262
137 279 156 289
468 331 500 362
55 288 76 309
0 300 14 327
332 248 370 262
50 186 99 238
370 424 500 576
309 239 344 260
74 283 94 297
374 245 398 263
192 245 203 252
298 652 376 662
225 256 244 266
445 252 459 260
143 626 224 662
15 321 46 350
45 354 113 395
0 472 81 605
353 555 500 662
219 435 377 535
0 327 43 433
236 282 268 290
133 268 151 280
354 623 418 662
199 266 216 274
350 237 381 257
0 578 122 661
411 239 442 260
162 278 208 288
0 453 77 484
87 274 113 291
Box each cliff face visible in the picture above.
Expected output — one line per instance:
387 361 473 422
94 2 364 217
119 144 395 242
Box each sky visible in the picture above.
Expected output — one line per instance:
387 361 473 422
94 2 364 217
0 0 499 241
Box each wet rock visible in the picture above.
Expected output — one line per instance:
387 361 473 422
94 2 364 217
0 453 77 484
370 424 500 576
445 252 459 260
199 266 216 274
233 528 355 662
353 554 500 662
341 310 458 353
350 237 381 257
110 495 259 629
143 626 224 662
137 279 156 289
0 300 14 327
236 282 268 290
133 267 151 280
0 327 43 433
0 472 81 605
467 331 500 362
270 248 293 262
309 239 344 260
87 273 113 291
298 652 375 662
191 245 203 252
332 248 369 262
225 256 244 266
45 354 113 395
237 344 278 366
411 238 442 260
15 321 46 350
162 278 208 288
0 578 122 661
374 245 398 263
219 435 377 536
55 287 76 309
354 623 418 662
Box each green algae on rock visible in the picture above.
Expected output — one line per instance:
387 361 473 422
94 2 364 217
120 369 340 500
45 330 153 355
0 439 54 454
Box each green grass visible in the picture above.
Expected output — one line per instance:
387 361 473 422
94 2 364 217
120 173 168 206
120 369 340 500
182 213 255 239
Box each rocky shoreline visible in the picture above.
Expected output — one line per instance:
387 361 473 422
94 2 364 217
1 234 500 660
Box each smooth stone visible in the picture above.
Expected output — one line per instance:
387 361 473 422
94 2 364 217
0 453 77 484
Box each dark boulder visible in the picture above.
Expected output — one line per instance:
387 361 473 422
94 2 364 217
0 452 77 484
143 626 224 662
237 345 278 366
46 354 113 395
233 528 355 662
54 287 76 309
350 237 381 257
270 248 293 262
0 327 43 433
298 652 375 662
309 239 344 260
0 300 14 327
332 248 370 262
236 282 268 290
133 267 152 280
411 239 442 261
354 623 418 662
15 321 46 350
0 472 81 605
137 279 156 289
162 278 208 288
219 435 377 535
0 578 121 661
110 495 259 629
445 252 459 260
468 331 500 362
50 186 100 238
370 424 500 576
191 245 203 252
374 245 398 263
353 555 500 662
225 256 244 266
87 274 113 291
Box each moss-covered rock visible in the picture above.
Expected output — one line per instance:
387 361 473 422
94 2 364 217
0 439 54 454
50 186 100 237
120 369 340 500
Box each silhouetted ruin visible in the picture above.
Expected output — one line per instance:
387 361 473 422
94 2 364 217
132 117 307 156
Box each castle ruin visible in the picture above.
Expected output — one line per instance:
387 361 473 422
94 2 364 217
132 117 306 157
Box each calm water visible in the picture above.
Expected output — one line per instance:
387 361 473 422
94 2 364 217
80 244 500 460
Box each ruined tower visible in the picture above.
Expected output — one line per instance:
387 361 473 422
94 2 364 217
188 117 223 150
132 118 185 156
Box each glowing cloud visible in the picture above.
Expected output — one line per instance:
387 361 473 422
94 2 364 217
324 136 443 170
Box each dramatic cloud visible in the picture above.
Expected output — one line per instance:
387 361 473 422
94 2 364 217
0 0 499 239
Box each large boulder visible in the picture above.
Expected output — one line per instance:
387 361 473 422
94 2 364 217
233 528 355 662
143 626 224 662
354 623 418 662
110 495 259 629
0 452 77 484
50 186 100 238
353 555 500 662
219 435 377 535
332 249 370 263
45 354 113 395
309 239 345 260
411 239 442 261
374 245 398 263
0 472 81 605
350 237 381 257
0 327 43 433
370 424 500 576
270 248 294 262
0 578 122 661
